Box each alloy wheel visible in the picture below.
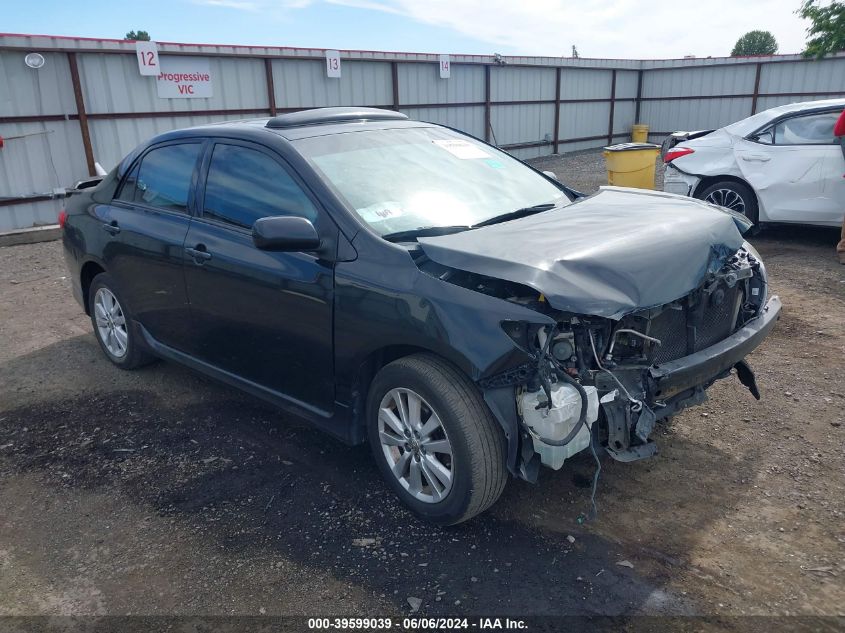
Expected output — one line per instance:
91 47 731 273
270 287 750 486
94 287 129 358
377 388 455 503
704 188 746 214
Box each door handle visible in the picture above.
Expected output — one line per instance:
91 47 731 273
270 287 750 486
185 245 212 263
741 154 771 162
102 221 120 235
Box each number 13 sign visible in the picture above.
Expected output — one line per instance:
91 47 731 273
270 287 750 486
439 55 450 79
136 41 159 76
326 50 341 78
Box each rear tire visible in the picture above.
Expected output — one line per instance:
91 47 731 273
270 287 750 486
367 354 507 525
696 180 759 226
88 272 155 370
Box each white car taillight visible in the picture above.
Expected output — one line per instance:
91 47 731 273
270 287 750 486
664 147 695 163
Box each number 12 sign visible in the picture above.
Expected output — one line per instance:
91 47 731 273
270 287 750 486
439 55 450 79
136 41 159 76
326 50 341 78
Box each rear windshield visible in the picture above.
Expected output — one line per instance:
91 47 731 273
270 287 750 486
293 126 570 236
724 109 779 137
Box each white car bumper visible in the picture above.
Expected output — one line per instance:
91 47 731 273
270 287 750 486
662 165 701 197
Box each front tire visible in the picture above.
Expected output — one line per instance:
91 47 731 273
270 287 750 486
367 354 507 525
88 273 154 370
696 180 759 226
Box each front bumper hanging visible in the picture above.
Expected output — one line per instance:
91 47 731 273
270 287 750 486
649 295 781 400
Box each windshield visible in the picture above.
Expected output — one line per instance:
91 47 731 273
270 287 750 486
293 126 570 236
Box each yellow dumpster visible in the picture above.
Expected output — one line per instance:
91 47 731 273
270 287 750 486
603 142 660 190
631 123 649 143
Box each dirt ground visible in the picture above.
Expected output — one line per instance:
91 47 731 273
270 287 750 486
0 150 843 623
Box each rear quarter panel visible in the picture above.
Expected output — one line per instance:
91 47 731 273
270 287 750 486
61 191 107 310
670 131 745 181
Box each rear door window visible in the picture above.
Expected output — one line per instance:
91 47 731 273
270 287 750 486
201 143 318 229
117 143 202 213
773 112 839 145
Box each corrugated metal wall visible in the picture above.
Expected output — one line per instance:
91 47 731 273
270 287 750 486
640 65 757 137
641 57 845 141
0 49 86 229
1 34 844 231
272 59 393 108
755 56 845 112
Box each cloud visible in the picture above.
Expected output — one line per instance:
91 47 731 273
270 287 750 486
325 0 809 58
192 0 809 58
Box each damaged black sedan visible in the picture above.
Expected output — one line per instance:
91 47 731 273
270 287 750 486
61 107 781 525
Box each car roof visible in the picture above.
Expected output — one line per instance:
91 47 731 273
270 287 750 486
163 107 436 141
725 97 845 136
266 107 407 129
118 107 441 177
765 97 845 114
269 118 435 140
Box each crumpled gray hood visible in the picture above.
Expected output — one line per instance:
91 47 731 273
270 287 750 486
418 187 750 319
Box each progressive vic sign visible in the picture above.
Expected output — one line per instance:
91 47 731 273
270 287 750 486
156 57 213 99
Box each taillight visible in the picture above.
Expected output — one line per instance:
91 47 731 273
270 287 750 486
663 147 695 163
58 209 68 229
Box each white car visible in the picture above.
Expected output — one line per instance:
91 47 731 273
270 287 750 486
662 98 845 228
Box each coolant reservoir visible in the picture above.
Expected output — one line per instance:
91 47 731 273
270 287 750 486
519 382 599 470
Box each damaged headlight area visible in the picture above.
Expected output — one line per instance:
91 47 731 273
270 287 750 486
482 245 775 478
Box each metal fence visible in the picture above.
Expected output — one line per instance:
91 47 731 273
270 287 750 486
1 33 844 232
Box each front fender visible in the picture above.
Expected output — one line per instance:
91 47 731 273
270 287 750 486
333 248 554 472
334 252 553 387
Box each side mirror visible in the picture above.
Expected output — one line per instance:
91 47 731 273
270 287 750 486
252 216 321 252
542 170 560 181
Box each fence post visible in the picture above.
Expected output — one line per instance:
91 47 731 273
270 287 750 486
67 52 96 177
751 62 762 115
484 65 492 143
264 58 277 116
553 67 561 154
634 68 643 124
607 69 617 145
391 61 400 112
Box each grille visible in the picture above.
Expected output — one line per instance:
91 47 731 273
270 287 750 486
697 286 741 350
649 307 688 364
634 283 742 365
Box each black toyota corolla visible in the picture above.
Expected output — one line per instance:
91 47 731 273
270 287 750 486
61 107 781 524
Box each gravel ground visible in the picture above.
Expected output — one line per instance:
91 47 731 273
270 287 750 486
529 148 665 193
0 149 843 623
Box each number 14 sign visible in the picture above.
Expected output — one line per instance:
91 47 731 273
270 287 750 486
439 55 450 79
136 41 159 76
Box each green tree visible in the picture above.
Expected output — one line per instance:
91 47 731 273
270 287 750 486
798 0 845 58
124 30 151 41
731 30 779 56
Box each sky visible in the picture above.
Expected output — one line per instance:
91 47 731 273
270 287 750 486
2 0 811 59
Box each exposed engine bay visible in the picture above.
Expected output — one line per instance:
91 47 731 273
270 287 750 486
418 242 775 479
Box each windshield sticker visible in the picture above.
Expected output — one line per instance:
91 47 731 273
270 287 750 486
483 158 505 169
357 201 405 223
432 139 492 160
